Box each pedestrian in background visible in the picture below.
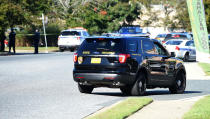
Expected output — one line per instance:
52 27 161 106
34 29 40 54
9 28 16 54
0 30 6 52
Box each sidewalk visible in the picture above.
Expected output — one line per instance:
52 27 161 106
127 96 203 119
184 62 210 80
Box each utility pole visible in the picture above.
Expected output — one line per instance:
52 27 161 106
42 13 48 53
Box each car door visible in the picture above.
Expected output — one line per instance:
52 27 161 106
185 41 196 60
142 40 170 85
150 41 173 85
189 41 196 60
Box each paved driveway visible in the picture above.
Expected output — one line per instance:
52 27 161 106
0 52 209 119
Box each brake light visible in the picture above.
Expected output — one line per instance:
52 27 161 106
98 38 105 40
173 35 180 38
73 53 78 63
76 77 84 79
77 37 81 40
119 54 130 63
162 41 166 44
175 46 180 50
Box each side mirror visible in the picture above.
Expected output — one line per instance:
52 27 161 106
170 52 175 57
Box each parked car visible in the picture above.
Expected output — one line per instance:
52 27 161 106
164 40 196 61
73 36 186 96
58 28 90 52
163 32 192 44
155 34 167 43
208 34 210 48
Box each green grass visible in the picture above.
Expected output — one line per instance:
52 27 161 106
198 63 210 76
86 97 153 119
5 47 59 52
183 95 210 119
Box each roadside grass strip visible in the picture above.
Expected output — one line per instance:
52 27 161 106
5 47 58 51
199 63 210 76
87 97 153 119
183 95 210 119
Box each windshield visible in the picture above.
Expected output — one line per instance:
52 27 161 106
61 31 81 36
79 38 123 52
166 40 183 45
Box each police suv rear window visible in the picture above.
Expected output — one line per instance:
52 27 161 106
80 38 123 52
61 31 81 36
165 34 188 40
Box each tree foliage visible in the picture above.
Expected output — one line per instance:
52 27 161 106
67 0 141 34
0 0 52 31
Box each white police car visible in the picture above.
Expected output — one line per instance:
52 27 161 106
58 27 89 52
164 40 196 61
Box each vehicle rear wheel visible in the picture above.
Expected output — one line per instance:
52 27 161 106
70 48 75 52
59 48 64 52
131 74 146 96
78 84 94 94
120 86 132 95
183 53 189 62
169 72 186 94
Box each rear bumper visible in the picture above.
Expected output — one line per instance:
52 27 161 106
73 72 135 87
58 45 79 49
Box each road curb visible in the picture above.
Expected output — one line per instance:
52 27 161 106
84 98 153 119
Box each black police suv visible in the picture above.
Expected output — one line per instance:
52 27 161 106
73 36 186 96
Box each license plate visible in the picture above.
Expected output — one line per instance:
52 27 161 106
91 58 101 64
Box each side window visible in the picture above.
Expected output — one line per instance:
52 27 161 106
185 41 194 46
154 42 168 56
142 40 156 54
82 31 89 37
127 40 138 52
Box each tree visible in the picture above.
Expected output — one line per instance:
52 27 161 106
66 0 141 34
204 0 210 32
0 0 52 51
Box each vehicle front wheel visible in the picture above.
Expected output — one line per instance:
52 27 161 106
169 72 186 94
131 74 146 96
78 84 94 94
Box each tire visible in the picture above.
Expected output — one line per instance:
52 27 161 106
59 48 64 52
78 84 94 94
183 53 189 62
169 72 186 94
120 86 132 95
70 48 75 52
131 74 146 96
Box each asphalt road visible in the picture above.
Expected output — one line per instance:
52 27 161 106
0 52 210 119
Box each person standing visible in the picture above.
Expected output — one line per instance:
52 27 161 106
9 29 16 54
34 29 40 54
0 30 6 52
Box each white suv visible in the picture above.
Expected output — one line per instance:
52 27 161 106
58 28 89 52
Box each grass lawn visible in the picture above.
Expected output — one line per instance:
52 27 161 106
5 47 59 52
86 97 153 119
183 95 210 119
198 63 210 76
